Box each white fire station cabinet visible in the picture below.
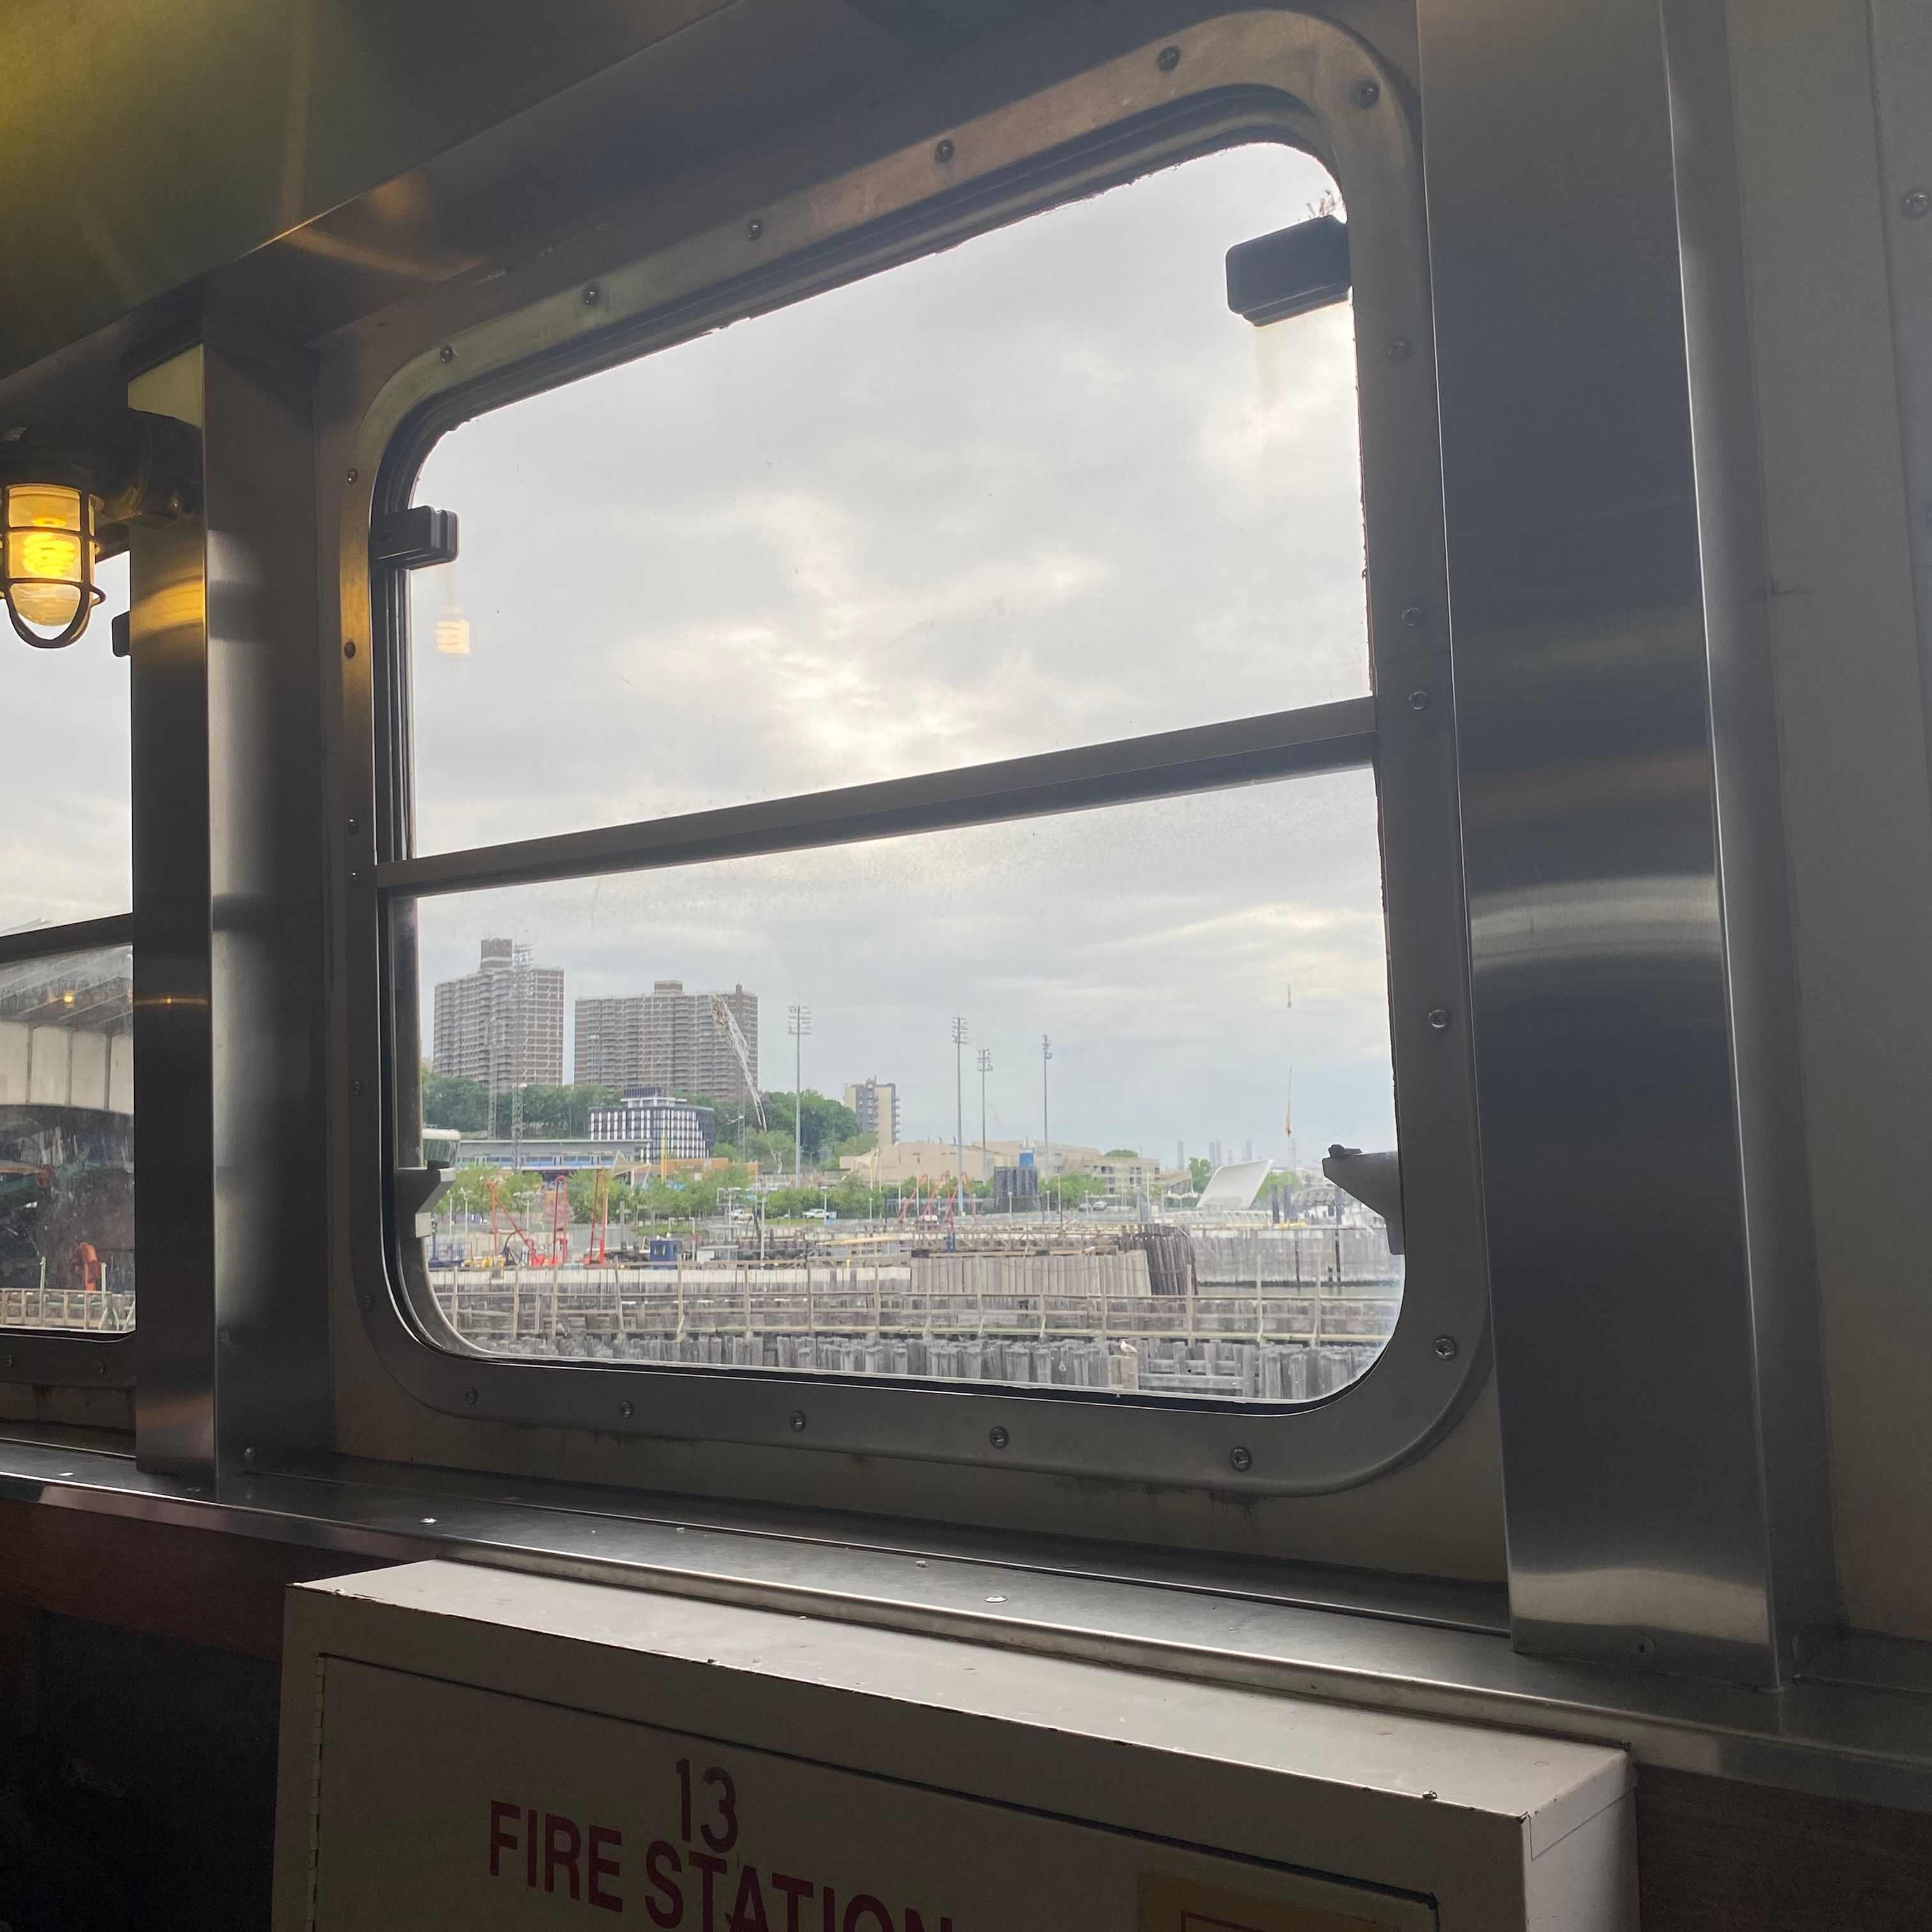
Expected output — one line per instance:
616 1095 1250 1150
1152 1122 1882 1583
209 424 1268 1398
272 1561 1635 1931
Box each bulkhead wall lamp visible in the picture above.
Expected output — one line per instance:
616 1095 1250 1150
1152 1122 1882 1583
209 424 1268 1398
1 471 103 647
0 409 200 649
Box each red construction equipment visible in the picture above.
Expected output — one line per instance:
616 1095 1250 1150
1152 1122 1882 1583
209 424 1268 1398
584 1167 611 1265
894 1174 960 1230
487 1174 566 1266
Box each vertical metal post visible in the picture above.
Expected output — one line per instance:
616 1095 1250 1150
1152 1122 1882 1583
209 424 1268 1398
976 1046 991 1220
951 1016 968 1208
129 338 330 1480
1418 0 1834 1678
788 1003 810 1188
130 479 214 1476
1040 1034 1053 1221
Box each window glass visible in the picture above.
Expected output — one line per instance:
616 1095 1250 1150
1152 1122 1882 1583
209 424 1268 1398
0 941 134 1331
409 772 1401 1401
0 553 132 929
406 143 1365 854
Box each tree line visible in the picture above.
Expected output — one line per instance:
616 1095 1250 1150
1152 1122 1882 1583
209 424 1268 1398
420 1071 868 1167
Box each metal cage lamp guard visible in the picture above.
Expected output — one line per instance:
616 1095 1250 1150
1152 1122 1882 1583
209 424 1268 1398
1 477 104 647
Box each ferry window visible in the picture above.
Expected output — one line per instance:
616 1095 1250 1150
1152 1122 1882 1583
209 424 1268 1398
406 144 1368 852
1 552 135 1336
406 772 1398 1399
391 139 1408 1406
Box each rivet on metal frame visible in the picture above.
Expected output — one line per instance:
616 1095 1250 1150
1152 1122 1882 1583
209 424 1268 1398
1903 189 1929 219
1427 1007 1452 1031
1156 45 1181 72
988 1425 1010 1449
1229 1445 1253 1472
1433 1335 1458 1360
1353 77 1381 108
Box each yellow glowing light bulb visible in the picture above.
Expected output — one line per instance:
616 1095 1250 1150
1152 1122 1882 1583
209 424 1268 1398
4 482 98 641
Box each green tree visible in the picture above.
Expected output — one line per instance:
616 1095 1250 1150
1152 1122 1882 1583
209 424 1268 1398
511 1083 619 1135
422 1071 489 1133
1258 1169 1300 1210
763 1171 893 1220
747 1090 861 1167
1188 1156 1213 1193
739 1128 795 1172
442 1163 546 1216
1049 1172 1109 1208
1105 1147 1140 1159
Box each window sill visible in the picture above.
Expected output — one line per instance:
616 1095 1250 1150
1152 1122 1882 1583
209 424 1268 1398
1 1427 1929 1816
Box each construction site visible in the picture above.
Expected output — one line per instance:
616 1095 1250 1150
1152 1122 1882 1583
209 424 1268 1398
427 1174 1402 1402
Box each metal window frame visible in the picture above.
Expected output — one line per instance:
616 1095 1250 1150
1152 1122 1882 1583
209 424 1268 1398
0 911 136 1390
335 9 1491 1499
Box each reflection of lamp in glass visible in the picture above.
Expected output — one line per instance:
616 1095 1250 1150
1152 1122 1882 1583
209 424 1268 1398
3 479 103 647
434 562 470 656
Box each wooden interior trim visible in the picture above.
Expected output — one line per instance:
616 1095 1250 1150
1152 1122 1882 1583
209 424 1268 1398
0 1500 392 1661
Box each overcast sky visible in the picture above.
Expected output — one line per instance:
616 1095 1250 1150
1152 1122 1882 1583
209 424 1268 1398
410 139 1395 1165
1 550 131 935
0 141 1396 1165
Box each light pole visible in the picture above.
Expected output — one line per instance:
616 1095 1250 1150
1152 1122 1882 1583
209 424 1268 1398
976 1047 992 1220
1041 1033 1054 1221
951 1016 969 1218
788 1004 811 1190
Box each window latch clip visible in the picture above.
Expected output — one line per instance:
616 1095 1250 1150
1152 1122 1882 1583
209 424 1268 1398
371 505 459 569
395 1162 455 1238
1321 1144 1404 1254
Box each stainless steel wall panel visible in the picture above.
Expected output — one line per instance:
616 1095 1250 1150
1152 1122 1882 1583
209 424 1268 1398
1728 0 1932 1641
1660 0 1837 1662
1418 0 1827 1679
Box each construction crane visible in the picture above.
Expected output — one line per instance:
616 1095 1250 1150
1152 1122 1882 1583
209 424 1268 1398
709 993 766 1132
